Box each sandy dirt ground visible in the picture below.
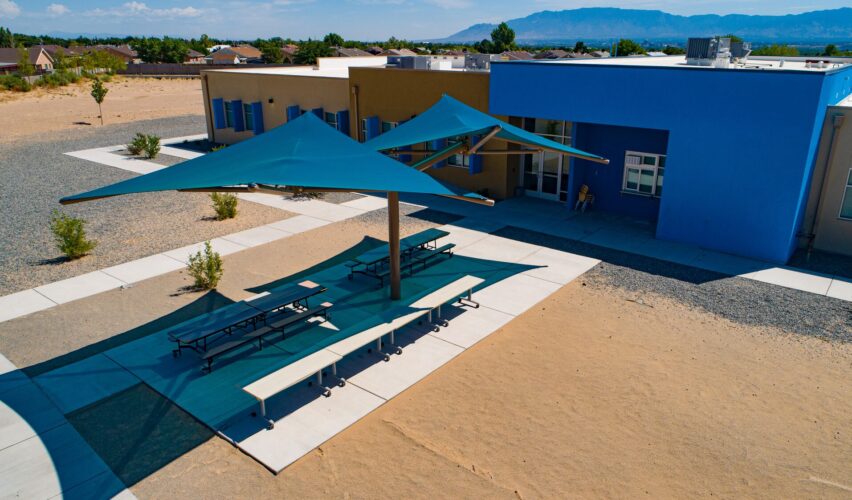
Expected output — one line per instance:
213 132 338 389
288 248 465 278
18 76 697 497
1 211 849 499
0 77 203 143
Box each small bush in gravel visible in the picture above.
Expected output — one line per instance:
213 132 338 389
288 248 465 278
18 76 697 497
127 133 148 155
50 210 97 260
211 144 227 152
143 135 161 159
187 241 223 290
210 192 238 220
291 191 325 200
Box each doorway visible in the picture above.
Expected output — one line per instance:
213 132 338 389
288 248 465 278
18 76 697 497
520 119 571 202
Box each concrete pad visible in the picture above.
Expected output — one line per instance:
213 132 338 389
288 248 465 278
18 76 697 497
49 470 134 500
160 133 208 145
101 254 186 284
340 195 387 212
342 330 464 401
158 146 203 160
0 355 29 396
267 215 330 234
64 149 163 174
0 289 57 323
0 423 118 499
0 353 16 376
233 383 385 472
34 354 140 415
428 304 515 349
689 250 767 276
632 237 704 266
519 247 600 285
238 192 291 211
34 271 126 305
456 234 541 264
826 277 852 301
581 227 653 253
0 381 67 450
474 273 563 317
276 199 365 222
740 267 834 295
162 237 248 264
449 217 506 234
219 225 292 248
436 224 497 250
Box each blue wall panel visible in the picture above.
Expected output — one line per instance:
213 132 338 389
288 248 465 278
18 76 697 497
231 99 244 132
572 123 668 221
490 62 852 263
211 98 226 129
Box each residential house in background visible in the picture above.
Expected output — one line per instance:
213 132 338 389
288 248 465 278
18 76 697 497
333 47 373 58
185 49 206 64
500 51 534 61
282 44 299 64
382 48 417 57
207 45 263 64
534 49 571 60
209 51 241 65
0 47 54 72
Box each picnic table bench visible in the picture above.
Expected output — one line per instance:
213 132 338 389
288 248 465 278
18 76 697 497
410 275 484 330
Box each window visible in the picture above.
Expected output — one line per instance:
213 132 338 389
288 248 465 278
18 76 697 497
623 151 665 197
381 121 398 133
325 112 337 129
445 136 469 168
840 169 852 220
243 103 253 130
224 101 234 128
360 118 368 141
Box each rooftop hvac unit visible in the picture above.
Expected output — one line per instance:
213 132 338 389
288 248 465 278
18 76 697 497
686 37 735 68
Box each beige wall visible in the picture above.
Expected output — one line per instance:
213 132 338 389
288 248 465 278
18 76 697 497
801 106 852 256
201 70 350 145
348 68 518 200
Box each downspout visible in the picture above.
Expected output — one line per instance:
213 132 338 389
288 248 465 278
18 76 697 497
351 84 360 141
805 112 845 257
201 73 215 144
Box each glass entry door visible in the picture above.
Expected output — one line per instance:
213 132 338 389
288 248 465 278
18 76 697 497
521 119 570 202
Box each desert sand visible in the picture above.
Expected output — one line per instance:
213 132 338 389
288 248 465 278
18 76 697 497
0 77 203 142
1 211 848 498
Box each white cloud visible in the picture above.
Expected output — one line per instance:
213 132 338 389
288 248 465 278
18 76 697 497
46 3 70 16
86 2 202 18
425 0 472 9
0 0 21 18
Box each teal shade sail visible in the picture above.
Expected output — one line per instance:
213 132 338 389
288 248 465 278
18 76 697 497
364 94 608 164
61 112 491 205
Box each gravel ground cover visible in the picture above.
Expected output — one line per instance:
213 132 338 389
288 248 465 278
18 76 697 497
0 115 289 295
496 226 852 342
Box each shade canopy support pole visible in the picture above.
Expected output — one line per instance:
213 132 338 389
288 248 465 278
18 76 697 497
388 191 401 300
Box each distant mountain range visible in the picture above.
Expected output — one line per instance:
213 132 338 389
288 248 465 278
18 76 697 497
439 8 852 44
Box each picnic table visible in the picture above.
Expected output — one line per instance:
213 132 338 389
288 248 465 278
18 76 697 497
167 281 327 357
346 228 452 285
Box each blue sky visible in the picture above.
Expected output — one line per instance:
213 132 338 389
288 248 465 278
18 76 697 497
0 0 847 40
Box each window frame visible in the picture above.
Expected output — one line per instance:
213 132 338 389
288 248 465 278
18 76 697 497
622 150 666 198
324 111 337 129
243 103 253 131
839 168 852 221
224 101 234 128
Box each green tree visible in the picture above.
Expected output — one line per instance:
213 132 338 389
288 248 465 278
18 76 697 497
0 27 14 48
574 41 587 53
160 37 189 63
295 39 331 65
17 46 34 76
90 79 108 126
824 44 838 56
723 34 743 43
52 47 69 70
132 38 160 63
490 22 517 53
323 33 344 47
751 44 799 56
663 45 685 55
256 40 283 63
615 38 646 56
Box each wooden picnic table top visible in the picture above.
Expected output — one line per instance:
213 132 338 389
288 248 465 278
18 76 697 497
166 302 261 344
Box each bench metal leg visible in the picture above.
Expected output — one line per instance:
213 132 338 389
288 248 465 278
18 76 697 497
317 370 332 397
390 330 402 355
458 288 480 309
375 338 390 362
332 362 346 387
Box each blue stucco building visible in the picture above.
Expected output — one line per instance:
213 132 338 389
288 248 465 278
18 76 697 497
489 57 852 263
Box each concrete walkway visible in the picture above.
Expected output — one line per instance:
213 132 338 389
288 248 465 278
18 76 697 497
0 354 134 499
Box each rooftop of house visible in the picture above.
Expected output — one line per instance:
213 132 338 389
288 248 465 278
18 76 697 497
0 47 50 65
523 54 851 73
219 45 262 59
334 47 373 57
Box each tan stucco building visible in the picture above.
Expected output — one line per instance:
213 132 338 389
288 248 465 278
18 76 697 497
348 67 519 200
800 103 852 257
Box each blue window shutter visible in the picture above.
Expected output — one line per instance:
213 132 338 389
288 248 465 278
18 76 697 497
251 102 264 134
212 98 225 129
311 107 324 119
286 105 301 122
469 135 483 174
336 110 350 136
232 99 244 132
366 116 380 140
399 145 412 163
430 138 448 168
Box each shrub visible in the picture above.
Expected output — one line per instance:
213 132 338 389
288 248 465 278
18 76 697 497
291 191 325 200
50 210 97 260
211 144 227 152
36 70 80 88
210 192 238 220
143 134 160 159
187 241 223 290
0 74 32 92
127 133 148 155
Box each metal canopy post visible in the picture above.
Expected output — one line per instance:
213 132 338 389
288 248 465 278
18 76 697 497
387 191 401 300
